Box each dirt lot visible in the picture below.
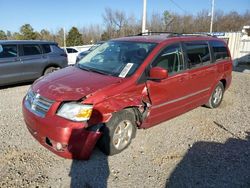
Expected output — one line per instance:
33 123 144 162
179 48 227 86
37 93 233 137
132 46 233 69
0 71 250 188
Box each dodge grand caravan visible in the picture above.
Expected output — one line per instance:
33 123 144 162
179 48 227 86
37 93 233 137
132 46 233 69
0 40 68 86
22 33 232 159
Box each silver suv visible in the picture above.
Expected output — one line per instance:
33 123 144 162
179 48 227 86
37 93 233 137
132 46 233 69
0 40 68 86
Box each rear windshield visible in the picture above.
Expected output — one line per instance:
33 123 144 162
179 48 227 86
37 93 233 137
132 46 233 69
77 41 156 77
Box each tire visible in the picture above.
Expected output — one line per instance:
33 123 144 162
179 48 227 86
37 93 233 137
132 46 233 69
205 81 224 109
98 109 137 155
44 66 59 75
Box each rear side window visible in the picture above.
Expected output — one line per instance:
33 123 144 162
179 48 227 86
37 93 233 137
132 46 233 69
66 48 78 53
0 45 18 58
23 44 42 56
152 43 184 75
42 44 51 53
184 42 211 68
210 40 230 62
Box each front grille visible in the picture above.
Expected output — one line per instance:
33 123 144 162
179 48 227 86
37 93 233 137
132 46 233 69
25 89 54 117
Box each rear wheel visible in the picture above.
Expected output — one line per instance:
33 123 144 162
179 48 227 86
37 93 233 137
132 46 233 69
98 110 137 155
44 66 60 75
206 81 224 108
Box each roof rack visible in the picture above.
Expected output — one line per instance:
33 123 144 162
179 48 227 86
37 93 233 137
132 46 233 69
134 31 216 38
137 31 181 37
181 32 216 37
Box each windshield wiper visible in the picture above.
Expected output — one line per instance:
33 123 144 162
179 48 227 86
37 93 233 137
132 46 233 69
77 64 91 71
77 64 111 76
88 68 110 75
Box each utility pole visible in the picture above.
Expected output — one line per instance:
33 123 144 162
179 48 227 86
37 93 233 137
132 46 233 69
63 27 66 48
210 0 215 33
142 0 147 33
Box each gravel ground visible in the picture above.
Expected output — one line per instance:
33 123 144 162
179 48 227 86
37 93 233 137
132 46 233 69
0 71 250 188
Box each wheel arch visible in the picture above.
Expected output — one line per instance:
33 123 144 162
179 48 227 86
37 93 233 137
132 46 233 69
91 98 146 127
220 78 226 89
43 64 62 75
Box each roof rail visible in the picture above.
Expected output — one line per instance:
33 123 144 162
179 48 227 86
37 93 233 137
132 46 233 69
138 31 180 36
137 31 181 37
181 32 215 37
129 31 217 38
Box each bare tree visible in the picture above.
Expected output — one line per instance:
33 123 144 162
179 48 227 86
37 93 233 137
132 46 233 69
81 24 102 44
102 8 128 38
148 12 165 32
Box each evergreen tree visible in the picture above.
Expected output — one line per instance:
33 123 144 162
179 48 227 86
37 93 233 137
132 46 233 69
17 24 38 40
0 30 7 40
66 27 83 46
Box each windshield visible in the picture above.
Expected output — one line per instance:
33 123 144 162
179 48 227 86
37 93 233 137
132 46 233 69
77 41 156 77
88 43 103 51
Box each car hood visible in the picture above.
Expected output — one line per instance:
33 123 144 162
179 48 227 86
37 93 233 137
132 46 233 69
32 66 122 101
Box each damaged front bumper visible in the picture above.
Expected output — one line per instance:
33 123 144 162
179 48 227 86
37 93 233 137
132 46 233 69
22 101 102 160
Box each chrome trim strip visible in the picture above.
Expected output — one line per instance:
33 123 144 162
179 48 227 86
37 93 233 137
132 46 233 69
24 90 54 118
152 87 210 109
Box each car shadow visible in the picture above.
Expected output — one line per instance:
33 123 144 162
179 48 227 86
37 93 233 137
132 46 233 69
233 54 250 73
166 132 250 188
69 150 109 188
0 81 33 90
69 128 110 188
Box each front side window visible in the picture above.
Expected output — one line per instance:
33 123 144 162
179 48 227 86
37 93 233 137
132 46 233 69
185 42 211 68
0 45 17 58
77 41 156 77
23 44 42 56
210 40 230 62
152 43 184 75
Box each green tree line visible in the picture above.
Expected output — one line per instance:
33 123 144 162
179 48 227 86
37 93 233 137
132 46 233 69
0 9 249 46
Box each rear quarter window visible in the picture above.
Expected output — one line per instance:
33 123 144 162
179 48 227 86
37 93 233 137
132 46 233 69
51 45 64 53
210 40 230 62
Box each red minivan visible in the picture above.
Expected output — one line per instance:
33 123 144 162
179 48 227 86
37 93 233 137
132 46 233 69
22 33 232 159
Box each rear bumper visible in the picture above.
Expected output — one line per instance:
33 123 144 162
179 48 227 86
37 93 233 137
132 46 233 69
22 100 101 160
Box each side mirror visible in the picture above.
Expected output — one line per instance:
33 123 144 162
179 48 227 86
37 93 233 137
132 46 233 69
0 45 3 53
149 67 168 80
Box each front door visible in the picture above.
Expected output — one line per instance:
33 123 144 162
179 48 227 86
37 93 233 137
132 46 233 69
19 44 47 80
0 44 24 85
142 43 190 128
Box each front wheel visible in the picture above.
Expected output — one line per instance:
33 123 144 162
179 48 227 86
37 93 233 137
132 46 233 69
44 66 60 75
98 110 137 155
205 81 224 108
